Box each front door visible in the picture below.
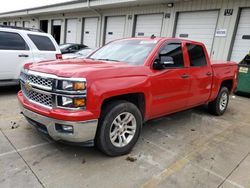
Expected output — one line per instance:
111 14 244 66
150 42 191 118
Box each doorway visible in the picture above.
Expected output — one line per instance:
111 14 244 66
52 20 62 44
40 20 48 33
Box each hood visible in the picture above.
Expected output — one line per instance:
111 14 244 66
26 59 148 80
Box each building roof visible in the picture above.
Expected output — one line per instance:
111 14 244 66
0 0 86 16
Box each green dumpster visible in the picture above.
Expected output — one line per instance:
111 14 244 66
236 52 250 94
237 65 250 94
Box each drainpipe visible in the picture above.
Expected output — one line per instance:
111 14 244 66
87 0 102 47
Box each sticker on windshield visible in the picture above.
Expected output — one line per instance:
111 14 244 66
139 40 158 44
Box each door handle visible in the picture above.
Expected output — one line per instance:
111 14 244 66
18 54 29 57
181 74 189 79
206 72 212 76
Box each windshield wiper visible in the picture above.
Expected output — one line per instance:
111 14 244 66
96 58 120 62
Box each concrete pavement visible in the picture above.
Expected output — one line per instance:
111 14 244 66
0 86 250 188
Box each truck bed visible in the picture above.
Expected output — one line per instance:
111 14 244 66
209 60 238 99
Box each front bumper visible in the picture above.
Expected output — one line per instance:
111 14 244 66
20 104 98 143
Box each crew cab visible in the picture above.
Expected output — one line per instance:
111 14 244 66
18 37 238 156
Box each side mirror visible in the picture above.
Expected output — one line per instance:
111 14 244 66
160 56 174 66
153 55 174 70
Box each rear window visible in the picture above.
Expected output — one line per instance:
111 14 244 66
0 31 29 50
28 34 56 51
187 44 207 67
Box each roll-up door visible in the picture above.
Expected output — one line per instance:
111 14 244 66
230 9 250 62
83 17 98 48
175 11 219 54
105 16 126 44
134 14 163 37
66 18 78 43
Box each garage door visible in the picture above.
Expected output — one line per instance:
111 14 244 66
15 21 22 27
105 16 126 44
83 17 98 48
23 21 30 28
230 9 250 62
134 14 163 37
66 19 78 43
175 11 219 54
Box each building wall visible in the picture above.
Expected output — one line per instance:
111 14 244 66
0 0 250 61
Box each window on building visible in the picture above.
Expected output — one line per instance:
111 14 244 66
28 34 56 51
187 44 207 67
0 31 29 50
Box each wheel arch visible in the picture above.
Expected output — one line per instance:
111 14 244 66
100 93 146 121
220 79 234 93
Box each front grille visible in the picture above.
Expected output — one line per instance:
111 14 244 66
20 72 52 90
20 70 53 108
20 69 86 110
21 83 52 108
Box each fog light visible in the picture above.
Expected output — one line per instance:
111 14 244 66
55 124 73 133
62 125 73 132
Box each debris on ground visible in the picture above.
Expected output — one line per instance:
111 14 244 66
126 156 137 162
11 121 19 129
191 129 196 131
82 158 86 164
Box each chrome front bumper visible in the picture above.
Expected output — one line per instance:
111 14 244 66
20 105 98 143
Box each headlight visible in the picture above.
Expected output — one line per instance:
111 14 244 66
59 96 86 109
57 79 87 109
60 80 86 91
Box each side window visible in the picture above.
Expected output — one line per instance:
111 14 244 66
159 43 184 68
28 34 56 51
0 31 29 50
187 44 207 67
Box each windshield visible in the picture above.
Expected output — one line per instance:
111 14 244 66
59 44 71 49
89 39 158 65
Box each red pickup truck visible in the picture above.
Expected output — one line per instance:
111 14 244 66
18 37 238 156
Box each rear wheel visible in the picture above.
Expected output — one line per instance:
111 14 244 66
208 87 229 116
95 100 142 156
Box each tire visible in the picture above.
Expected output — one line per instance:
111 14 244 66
208 87 229 116
95 100 142 156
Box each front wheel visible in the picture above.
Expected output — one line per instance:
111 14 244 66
208 87 229 116
95 100 142 156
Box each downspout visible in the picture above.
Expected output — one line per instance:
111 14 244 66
87 0 102 47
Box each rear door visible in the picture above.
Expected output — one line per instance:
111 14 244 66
27 34 60 61
0 31 34 80
186 43 213 106
150 42 191 118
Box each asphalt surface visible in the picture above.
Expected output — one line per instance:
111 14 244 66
0 86 250 188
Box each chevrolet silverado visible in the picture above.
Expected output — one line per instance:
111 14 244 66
18 37 238 156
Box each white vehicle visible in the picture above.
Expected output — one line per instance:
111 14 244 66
0 25 62 86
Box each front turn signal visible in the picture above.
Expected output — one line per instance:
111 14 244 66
73 82 86 90
73 98 86 107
